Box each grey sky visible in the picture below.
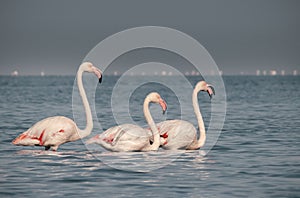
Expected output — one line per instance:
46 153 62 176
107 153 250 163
0 0 299 75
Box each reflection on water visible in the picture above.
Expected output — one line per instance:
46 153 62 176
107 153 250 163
89 149 210 173
15 149 211 174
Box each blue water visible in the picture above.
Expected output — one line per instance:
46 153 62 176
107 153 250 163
0 75 299 197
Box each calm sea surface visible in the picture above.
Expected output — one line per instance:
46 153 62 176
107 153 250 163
0 75 299 197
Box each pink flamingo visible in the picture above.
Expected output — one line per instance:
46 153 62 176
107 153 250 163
155 81 215 150
12 62 102 151
86 92 167 152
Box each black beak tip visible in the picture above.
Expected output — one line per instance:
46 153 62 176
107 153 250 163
207 85 215 99
99 76 102 83
162 107 167 115
210 86 216 95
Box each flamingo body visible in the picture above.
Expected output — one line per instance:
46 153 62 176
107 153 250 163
86 124 154 152
155 120 196 150
86 92 167 152
154 81 215 150
12 116 79 151
12 62 102 151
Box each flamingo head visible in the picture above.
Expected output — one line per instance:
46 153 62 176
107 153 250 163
80 62 103 83
207 84 215 99
146 92 167 114
196 81 215 99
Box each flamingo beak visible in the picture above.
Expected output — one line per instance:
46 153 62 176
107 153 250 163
159 99 167 114
207 84 215 99
92 66 103 83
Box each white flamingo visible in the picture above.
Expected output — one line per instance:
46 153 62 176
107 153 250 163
155 81 215 150
12 62 102 151
86 92 167 152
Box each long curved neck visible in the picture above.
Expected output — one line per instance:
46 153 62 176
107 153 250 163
192 88 206 148
143 99 160 150
77 68 93 138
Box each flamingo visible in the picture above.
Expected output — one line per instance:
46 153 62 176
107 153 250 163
154 81 215 150
12 62 102 151
86 92 167 152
